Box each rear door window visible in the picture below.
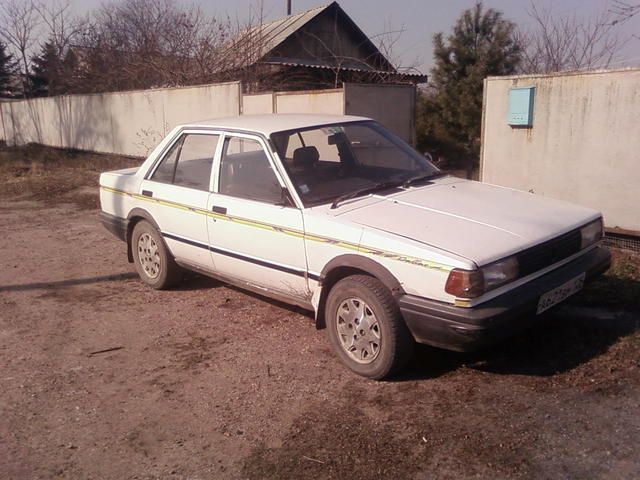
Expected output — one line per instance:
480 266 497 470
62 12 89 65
150 133 219 191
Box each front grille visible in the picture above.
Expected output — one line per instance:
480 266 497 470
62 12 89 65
517 229 582 277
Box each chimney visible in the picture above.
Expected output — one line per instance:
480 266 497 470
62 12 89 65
287 0 291 15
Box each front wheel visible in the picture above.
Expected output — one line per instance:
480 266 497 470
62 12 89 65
131 220 182 289
325 275 414 379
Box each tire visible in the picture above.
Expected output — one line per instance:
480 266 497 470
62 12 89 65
131 220 182 289
325 275 414 380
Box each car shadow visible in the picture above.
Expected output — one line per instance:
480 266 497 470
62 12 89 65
172 272 223 291
176 272 313 316
0 272 138 292
395 307 639 382
175 272 639 382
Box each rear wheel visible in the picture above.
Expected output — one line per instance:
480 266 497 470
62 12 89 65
325 275 414 379
131 220 182 289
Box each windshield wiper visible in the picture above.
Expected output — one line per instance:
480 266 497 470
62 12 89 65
329 171 447 209
402 170 447 188
330 180 403 209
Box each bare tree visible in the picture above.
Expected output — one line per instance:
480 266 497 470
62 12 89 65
373 23 426 80
0 0 40 96
611 1 640 24
517 2 626 73
9 0 421 95
34 0 85 55
75 0 233 93
374 21 412 70
183 15 232 84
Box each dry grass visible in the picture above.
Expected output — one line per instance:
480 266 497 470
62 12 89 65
575 249 640 311
0 143 140 209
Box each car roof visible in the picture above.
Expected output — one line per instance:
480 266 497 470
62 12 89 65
182 113 372 136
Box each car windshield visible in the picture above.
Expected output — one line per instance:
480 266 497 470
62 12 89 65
270 121 439 207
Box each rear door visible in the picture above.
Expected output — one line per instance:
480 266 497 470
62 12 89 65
139 130 221 271
206 132 309 300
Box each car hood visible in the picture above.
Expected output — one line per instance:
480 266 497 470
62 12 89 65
332 177 599 266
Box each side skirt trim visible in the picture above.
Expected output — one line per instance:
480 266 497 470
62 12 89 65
174 258 314 311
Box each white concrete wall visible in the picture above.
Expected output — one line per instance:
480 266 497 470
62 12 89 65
275 89 344 115
0 82 241 157
242 93 274 115
481 68 640 234
0 82 417 160
344 83 415 144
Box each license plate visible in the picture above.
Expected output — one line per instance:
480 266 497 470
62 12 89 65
536 273 586 314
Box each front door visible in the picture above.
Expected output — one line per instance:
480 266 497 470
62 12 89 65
206 133 309 300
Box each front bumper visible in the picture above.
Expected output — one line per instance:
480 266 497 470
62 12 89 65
399 246 611 352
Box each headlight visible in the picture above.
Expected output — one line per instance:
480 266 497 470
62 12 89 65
482 256 519 291
445 256 519 298
580 218 603 249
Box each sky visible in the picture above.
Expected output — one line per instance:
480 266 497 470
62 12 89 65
68 0 640 73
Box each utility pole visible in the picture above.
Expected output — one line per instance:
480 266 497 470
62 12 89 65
287 0 291 15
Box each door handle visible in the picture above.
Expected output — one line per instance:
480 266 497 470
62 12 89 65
211 205 227 215
142 190 153 197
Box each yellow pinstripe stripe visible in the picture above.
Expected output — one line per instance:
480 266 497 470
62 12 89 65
101 186 454 272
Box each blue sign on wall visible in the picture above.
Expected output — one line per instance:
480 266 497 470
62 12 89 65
508 86 535 127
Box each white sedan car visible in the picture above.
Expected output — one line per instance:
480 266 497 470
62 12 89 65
100 114 610 379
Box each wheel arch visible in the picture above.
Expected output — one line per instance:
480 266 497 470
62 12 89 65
126 208 162 263
315 254 405 329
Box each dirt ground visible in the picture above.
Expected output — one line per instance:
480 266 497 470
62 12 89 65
1 145 639 479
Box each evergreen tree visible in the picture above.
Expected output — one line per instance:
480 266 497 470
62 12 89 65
29 41 62 97
418 2 521 176
0 41 17 97
61 48 80 93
